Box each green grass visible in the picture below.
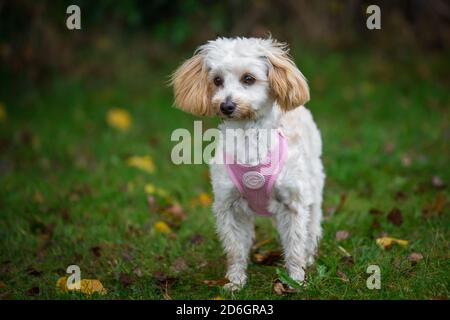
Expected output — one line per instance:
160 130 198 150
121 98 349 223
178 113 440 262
0 40 449 299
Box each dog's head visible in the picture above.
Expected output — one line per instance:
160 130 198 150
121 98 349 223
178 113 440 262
172 38 309 120
171 37 309 120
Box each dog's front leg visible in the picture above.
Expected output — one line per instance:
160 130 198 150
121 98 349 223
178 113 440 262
214 202 254 291
275 203 310 285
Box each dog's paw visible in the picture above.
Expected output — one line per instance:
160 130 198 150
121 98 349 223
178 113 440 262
223 282 244 292
289 268 306 285
224 271 246 291
306 255 315 267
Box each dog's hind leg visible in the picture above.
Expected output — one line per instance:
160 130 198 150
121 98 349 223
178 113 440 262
214 202 254 291
275 203 310 284
306 203 322 267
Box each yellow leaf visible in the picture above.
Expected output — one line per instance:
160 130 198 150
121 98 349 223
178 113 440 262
106 108 131 131
213 295 224 300
198 192 212 207
0 102 6 123
56 277 107 295
144 183 156 194
127 155 155 174
376 236 409 250
153 221 171 234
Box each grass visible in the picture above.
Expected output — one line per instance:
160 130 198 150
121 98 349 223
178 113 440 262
0 38 449 299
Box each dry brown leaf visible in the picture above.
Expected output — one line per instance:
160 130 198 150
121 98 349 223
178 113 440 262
422 192 446 219
431 176 446 190
387 208 403 226
170 257 188 274
335 193 347 214
202 278 229 286
408 252 424 266
336 269 349 282
189 234 204 245
369 208 383 215
119 273 135 287
252 250 282 265
335 230 350 241
273 280 296 295
26 286 40 296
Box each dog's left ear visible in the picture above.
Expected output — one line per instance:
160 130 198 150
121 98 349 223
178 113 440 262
170 53 212 116
266 43 310 111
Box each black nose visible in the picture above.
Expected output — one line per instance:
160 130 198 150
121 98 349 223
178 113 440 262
220 100 236 115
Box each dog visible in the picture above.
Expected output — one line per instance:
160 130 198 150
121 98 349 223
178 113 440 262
171 37 325 291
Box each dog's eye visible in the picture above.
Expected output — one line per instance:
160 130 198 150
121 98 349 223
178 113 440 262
213 76 223 87
242 74 256 85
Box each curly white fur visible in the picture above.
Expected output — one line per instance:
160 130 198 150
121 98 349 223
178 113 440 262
172 37 325 290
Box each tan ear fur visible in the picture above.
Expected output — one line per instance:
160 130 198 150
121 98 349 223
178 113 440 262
267 45 310 111
171 54 211 116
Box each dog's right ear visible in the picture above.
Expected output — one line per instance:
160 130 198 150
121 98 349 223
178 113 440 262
170 53 212 116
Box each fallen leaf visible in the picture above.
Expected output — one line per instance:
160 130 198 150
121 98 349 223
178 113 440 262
0 281 6 289
252 250 282 265
0 102 6 123
336 269 349 282
273 281 285 295
188 234 204 245
90 246 102 258
213 295 224 300
170 257 188 274
273 280 296 295
334 193 347 214
401 154 412 167
369 208 383 215
376 236 408 250
408 252 424 266
144 183 156 194
56 277 107 295
372 218 381 229
339 256 354 266
202 278 229 286
387 208 403 226
26 267 43 277
394 191 408 201
152 271 177 299
119 273 135 287
422 192 446 219
431 176 446 190
106 108 131 131
198 192 212 207
146 195 157 211
153 221 171 234
162 203 187 225
133 267 143 277
190 193 211 208
335 230 350 241
26 286 39 296
127 155 155 174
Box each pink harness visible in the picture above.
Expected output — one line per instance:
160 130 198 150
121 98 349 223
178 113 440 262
223 129 287 216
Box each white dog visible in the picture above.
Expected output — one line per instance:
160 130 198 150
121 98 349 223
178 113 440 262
171 37 325 291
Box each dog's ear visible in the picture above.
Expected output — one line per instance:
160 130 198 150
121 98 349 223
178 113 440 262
171 53 212 116
266 42 310 111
